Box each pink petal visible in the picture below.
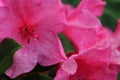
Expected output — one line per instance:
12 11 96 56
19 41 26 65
38 9 66 33
54 54 78 80
35 30 67 66
63 27 109 51
0 7 22 39
90 71 118 80
64 4 74 16
63 27 97 50
78 0 106 17
109 49 120 72
78 40 111 65
110 20 120 49
109 19 120 71
62 58 77 75
54 67 70 80
69 41 114 80
67 9 101 29
55 41 115 80
0 0 4 7
4 0 65 32
5 47 38 78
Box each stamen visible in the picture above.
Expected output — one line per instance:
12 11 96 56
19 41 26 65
18 25 39 43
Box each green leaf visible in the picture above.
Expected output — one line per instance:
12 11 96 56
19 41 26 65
62 0 80 7
15 74 52 80
105 1 120 19
0 38 22 75
58 33 76 54
118 73 120 80
0 74 10 80
99 0 120 31
25 74 52 80
99 12 117 31
48 68 56 78
31 64 56 72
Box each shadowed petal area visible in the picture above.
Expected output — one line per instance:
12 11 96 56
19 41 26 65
5 47 38 78
36 30 67 66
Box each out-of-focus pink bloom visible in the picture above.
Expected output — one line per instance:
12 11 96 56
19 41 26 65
54 40 119 80
54 0 120 79
78 0 106 17
0 0 67 78
54 27 120 80
63 4 109 50
54 18 120 80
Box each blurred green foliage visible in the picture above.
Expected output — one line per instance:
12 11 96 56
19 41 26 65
14 74 52 80
58 33 76 54
100 0 120 31
0 38 22 76
62 0 80 7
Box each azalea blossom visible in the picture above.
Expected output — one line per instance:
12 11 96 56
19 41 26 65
54 26 118 80
54 20 120 80
54 0 120 80
63 0 108 50
54 41 118 80
0 0 67 78
64 0 106 18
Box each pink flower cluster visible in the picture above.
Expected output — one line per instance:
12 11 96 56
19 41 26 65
0 0 120 80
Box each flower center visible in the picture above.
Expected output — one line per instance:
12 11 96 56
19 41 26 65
18 25 39 43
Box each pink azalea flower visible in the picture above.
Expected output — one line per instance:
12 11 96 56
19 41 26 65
63 2 108 51
54 41 118 80
0 0 67 78
54 1 120 79
54 18 120 80
54 26 120 80
64 3 102 30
